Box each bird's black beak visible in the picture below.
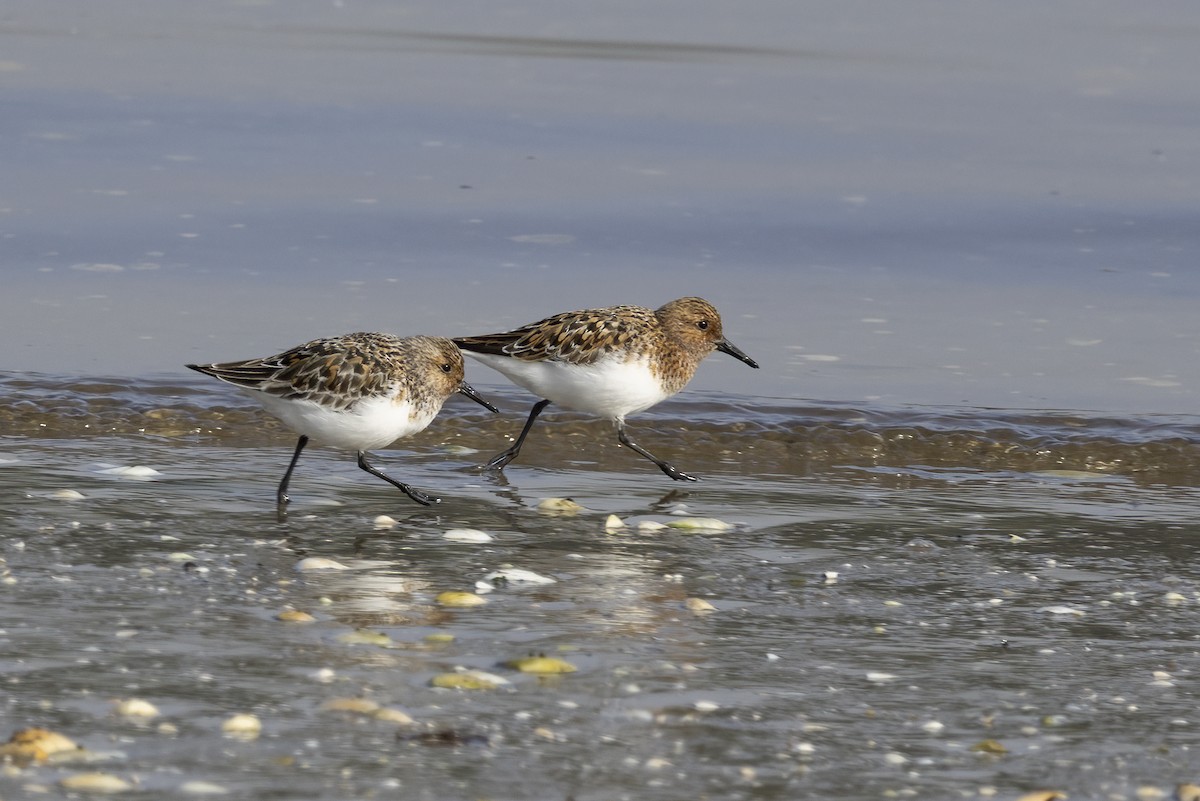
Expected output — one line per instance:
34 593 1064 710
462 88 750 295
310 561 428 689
459 381 500 413
717 338 760 369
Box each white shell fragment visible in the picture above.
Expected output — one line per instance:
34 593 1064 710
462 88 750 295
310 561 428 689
637 521 668 532
665 518 734 532
537 497 584 515
48 489 86 501
220 714 262 740
59 772 134 793
604 514 626 530
295 557 350 572
479 568 557 588
373 515 398 530
179 781 230 795
443 528 494 543
99 465 162 478
1038 605 1086 616
113 698 160 719
866 672 897 683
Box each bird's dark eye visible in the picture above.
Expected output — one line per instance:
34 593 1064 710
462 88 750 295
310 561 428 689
440 363 453 373
697 320 709 331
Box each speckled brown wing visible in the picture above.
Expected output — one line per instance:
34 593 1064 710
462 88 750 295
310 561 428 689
187 334 400 412
454 306 655 365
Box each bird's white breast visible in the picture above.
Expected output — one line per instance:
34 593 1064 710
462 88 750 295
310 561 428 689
255 392 437 452
466 352 669 420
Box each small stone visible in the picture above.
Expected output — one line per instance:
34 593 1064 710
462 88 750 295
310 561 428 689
685 597 716 613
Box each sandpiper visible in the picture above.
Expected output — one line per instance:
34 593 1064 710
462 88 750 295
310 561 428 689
454 297 758 481
187 333 497 512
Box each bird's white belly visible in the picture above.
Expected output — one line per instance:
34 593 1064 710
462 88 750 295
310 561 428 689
467 353 669 419
256 393 435 452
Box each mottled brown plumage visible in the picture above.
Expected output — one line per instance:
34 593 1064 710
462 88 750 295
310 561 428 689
191 333 464 416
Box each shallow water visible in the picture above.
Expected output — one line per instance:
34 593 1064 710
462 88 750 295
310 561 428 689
4 0 1200 798
4 376 1200 798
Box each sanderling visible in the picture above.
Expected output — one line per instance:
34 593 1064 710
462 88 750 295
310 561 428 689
187 333 497 513
453 297 758 481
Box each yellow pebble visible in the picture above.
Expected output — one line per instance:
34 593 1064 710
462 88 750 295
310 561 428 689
319 698 379 715
0 727 80 762
431 673 498 690
276 609 316 623
436 591 488 607
507 655 577 674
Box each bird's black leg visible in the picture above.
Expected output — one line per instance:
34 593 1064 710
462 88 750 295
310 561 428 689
485 399 551 470
616 422 699 482
357 451 438 506
277 435 309 511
